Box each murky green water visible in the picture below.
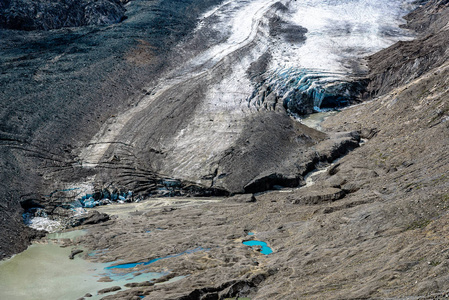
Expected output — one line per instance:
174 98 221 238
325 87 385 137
300 110 338 131
0 243 106 300
46 229 87 240
0 230 166 300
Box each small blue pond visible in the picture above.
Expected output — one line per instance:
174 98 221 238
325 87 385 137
106 247 204 270
247 232 254 236
243 241 273 255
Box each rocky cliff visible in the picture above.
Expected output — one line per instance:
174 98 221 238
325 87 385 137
367 0 449 96
0 0 127 30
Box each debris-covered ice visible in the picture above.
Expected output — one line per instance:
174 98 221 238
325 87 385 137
23 215 62 233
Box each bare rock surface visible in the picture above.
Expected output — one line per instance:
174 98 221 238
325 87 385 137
284 187 346 205
69 248 83 259
98 286 121 294
75 210 110 226
367 0 449 96
0 0 127 31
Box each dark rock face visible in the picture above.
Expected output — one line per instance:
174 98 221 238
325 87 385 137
72 210 110 226
367 0 449 96
269 14 308 44
97 286 121 294
0 0 126 31
0 214 45 260
69 249 83 259
288 187 346 205
403 0 449 34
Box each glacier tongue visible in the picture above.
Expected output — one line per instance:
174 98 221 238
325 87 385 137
77 0 418 193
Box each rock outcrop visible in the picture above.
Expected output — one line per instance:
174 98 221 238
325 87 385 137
0 0 127 31
69 249 83 259
72 210 110 226
367 0 449 96
97 286 121 295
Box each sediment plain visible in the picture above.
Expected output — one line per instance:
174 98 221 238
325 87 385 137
1 0 449 299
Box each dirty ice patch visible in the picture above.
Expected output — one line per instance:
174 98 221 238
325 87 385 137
23 209 63 233
24 217 62 233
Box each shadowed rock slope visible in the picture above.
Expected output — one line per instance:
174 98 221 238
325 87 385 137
0 0 127 31
0 0 223 259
